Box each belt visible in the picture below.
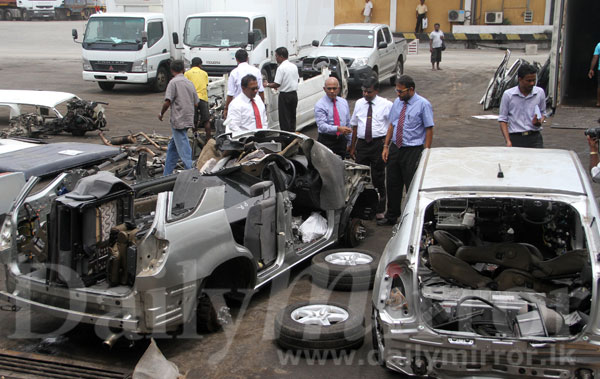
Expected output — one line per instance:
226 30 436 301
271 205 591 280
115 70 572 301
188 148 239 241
510 130 540 136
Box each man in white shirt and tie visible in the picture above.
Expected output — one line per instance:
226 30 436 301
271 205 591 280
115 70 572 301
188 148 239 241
350 77 393 222
225 74 268 134
265 47 299 132
224 49 265 118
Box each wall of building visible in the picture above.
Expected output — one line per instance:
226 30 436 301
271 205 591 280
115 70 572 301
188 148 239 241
334 0 391 26
333 0 549 33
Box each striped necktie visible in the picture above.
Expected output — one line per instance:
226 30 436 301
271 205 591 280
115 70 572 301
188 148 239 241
395 102 407 147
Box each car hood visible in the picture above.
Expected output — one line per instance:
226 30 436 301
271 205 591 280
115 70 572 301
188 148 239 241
305 47 373 60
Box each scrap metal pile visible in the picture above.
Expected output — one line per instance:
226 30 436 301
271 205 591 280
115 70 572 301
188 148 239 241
480 49 550 111
0 99 107 138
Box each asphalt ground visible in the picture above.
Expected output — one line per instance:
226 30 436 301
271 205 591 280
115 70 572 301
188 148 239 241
0 20 598 378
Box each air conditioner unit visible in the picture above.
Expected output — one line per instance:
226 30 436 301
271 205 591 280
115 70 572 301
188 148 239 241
485 11 503 24
448 9 465 22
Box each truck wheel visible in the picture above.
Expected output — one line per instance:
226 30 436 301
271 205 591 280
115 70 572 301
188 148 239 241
390 59 403 86
274 301 364 354
0 9 5 20
152 66 169 92
311 248 380 291
98 82 115 91
21 9 31 21
81 8 91 20
6 10 13 21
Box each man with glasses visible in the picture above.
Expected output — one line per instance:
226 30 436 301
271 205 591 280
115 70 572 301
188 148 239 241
225 74 268 133
350 77 393 222
379 75 434 226
223 49 265 119
314 77 352 159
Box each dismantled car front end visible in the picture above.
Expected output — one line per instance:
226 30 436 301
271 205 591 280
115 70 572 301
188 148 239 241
0 131 377 336
372 147 600 378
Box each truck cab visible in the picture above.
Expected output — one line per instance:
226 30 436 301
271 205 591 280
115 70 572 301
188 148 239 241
182 12 271 78
76 12 173 92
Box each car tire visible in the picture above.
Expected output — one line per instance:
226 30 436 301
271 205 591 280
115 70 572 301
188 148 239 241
98 82 115 91
344 218 366 248
196 293 222 333
389 58 403 86
152 66 169 92
274 301 365 353
311 248 380 291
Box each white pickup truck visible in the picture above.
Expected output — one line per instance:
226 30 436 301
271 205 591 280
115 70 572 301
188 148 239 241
304 23 407 90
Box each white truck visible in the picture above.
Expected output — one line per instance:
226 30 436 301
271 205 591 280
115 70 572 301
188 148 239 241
180 0 334 81
72 0 206 92
0 0 61 20
304 24 408 89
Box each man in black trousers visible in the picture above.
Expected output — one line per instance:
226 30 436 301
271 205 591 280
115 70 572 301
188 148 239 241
265 47 299 132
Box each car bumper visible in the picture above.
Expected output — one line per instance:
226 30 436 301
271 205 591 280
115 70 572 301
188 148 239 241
348 66 375 88
374 310 600 378
83 71 149 84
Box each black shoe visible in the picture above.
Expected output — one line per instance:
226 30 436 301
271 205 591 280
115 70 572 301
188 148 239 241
376 217 396 226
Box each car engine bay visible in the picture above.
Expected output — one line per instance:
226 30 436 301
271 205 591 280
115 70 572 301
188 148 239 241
417 197 592 339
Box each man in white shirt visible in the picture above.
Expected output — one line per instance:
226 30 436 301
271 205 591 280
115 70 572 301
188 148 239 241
224 49 264 118
350 77 393 221
429 23 444 70
225 74 268 134
362 0 373 23
265 47 299 132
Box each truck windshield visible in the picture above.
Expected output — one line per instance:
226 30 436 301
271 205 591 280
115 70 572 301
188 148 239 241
184 17 250 48
83 17 145 50
321 30 374 48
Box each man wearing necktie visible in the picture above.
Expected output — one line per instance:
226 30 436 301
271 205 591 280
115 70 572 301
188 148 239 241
350 77 393 222
314 77 352 158
379 75 434 226
225 74 268 134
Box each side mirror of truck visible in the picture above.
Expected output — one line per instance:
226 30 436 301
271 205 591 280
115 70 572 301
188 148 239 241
72 29 78 40
247 31 256 45
141 31 148 44
312 40 319 47
172 32 179 45
378 41 388 49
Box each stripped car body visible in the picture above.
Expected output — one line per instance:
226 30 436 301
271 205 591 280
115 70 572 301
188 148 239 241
372 147 600 378
0 130 377 334
0 90 107 137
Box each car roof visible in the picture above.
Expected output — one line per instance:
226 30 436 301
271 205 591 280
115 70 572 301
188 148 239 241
0 90 78 108
419 147 587 195
332 23 387 31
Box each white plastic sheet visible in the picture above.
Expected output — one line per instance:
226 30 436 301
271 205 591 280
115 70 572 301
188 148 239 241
299 212 327 243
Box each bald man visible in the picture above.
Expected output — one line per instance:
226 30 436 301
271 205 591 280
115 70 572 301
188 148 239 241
314 77 352 158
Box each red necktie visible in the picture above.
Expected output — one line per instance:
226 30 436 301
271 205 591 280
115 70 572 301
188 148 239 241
395 102 407 147
333 98 340 136
365 101 373 143
251 99 263 129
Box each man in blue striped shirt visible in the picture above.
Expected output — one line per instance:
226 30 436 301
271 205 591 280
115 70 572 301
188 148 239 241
314 77 352 158
379 75 434 226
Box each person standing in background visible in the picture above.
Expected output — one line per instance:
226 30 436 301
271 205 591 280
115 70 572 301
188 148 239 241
224 49 264 119
415 0 428 33
184 57 211 139
362 0 373 23
429 23 444 71
587 41 600 107
265 47 299 132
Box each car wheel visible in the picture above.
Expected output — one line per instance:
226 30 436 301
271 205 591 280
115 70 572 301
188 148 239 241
344 218 366 247
311 248 380 291
389 59 403 86
196 293 223 333
98 82 115 91
274 301 365 353
152 66 169 92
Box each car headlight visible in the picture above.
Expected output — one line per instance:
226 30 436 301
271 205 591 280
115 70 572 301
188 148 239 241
82 58 92 71
132 59 147 73
0 219 13 251
351 57 369 68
